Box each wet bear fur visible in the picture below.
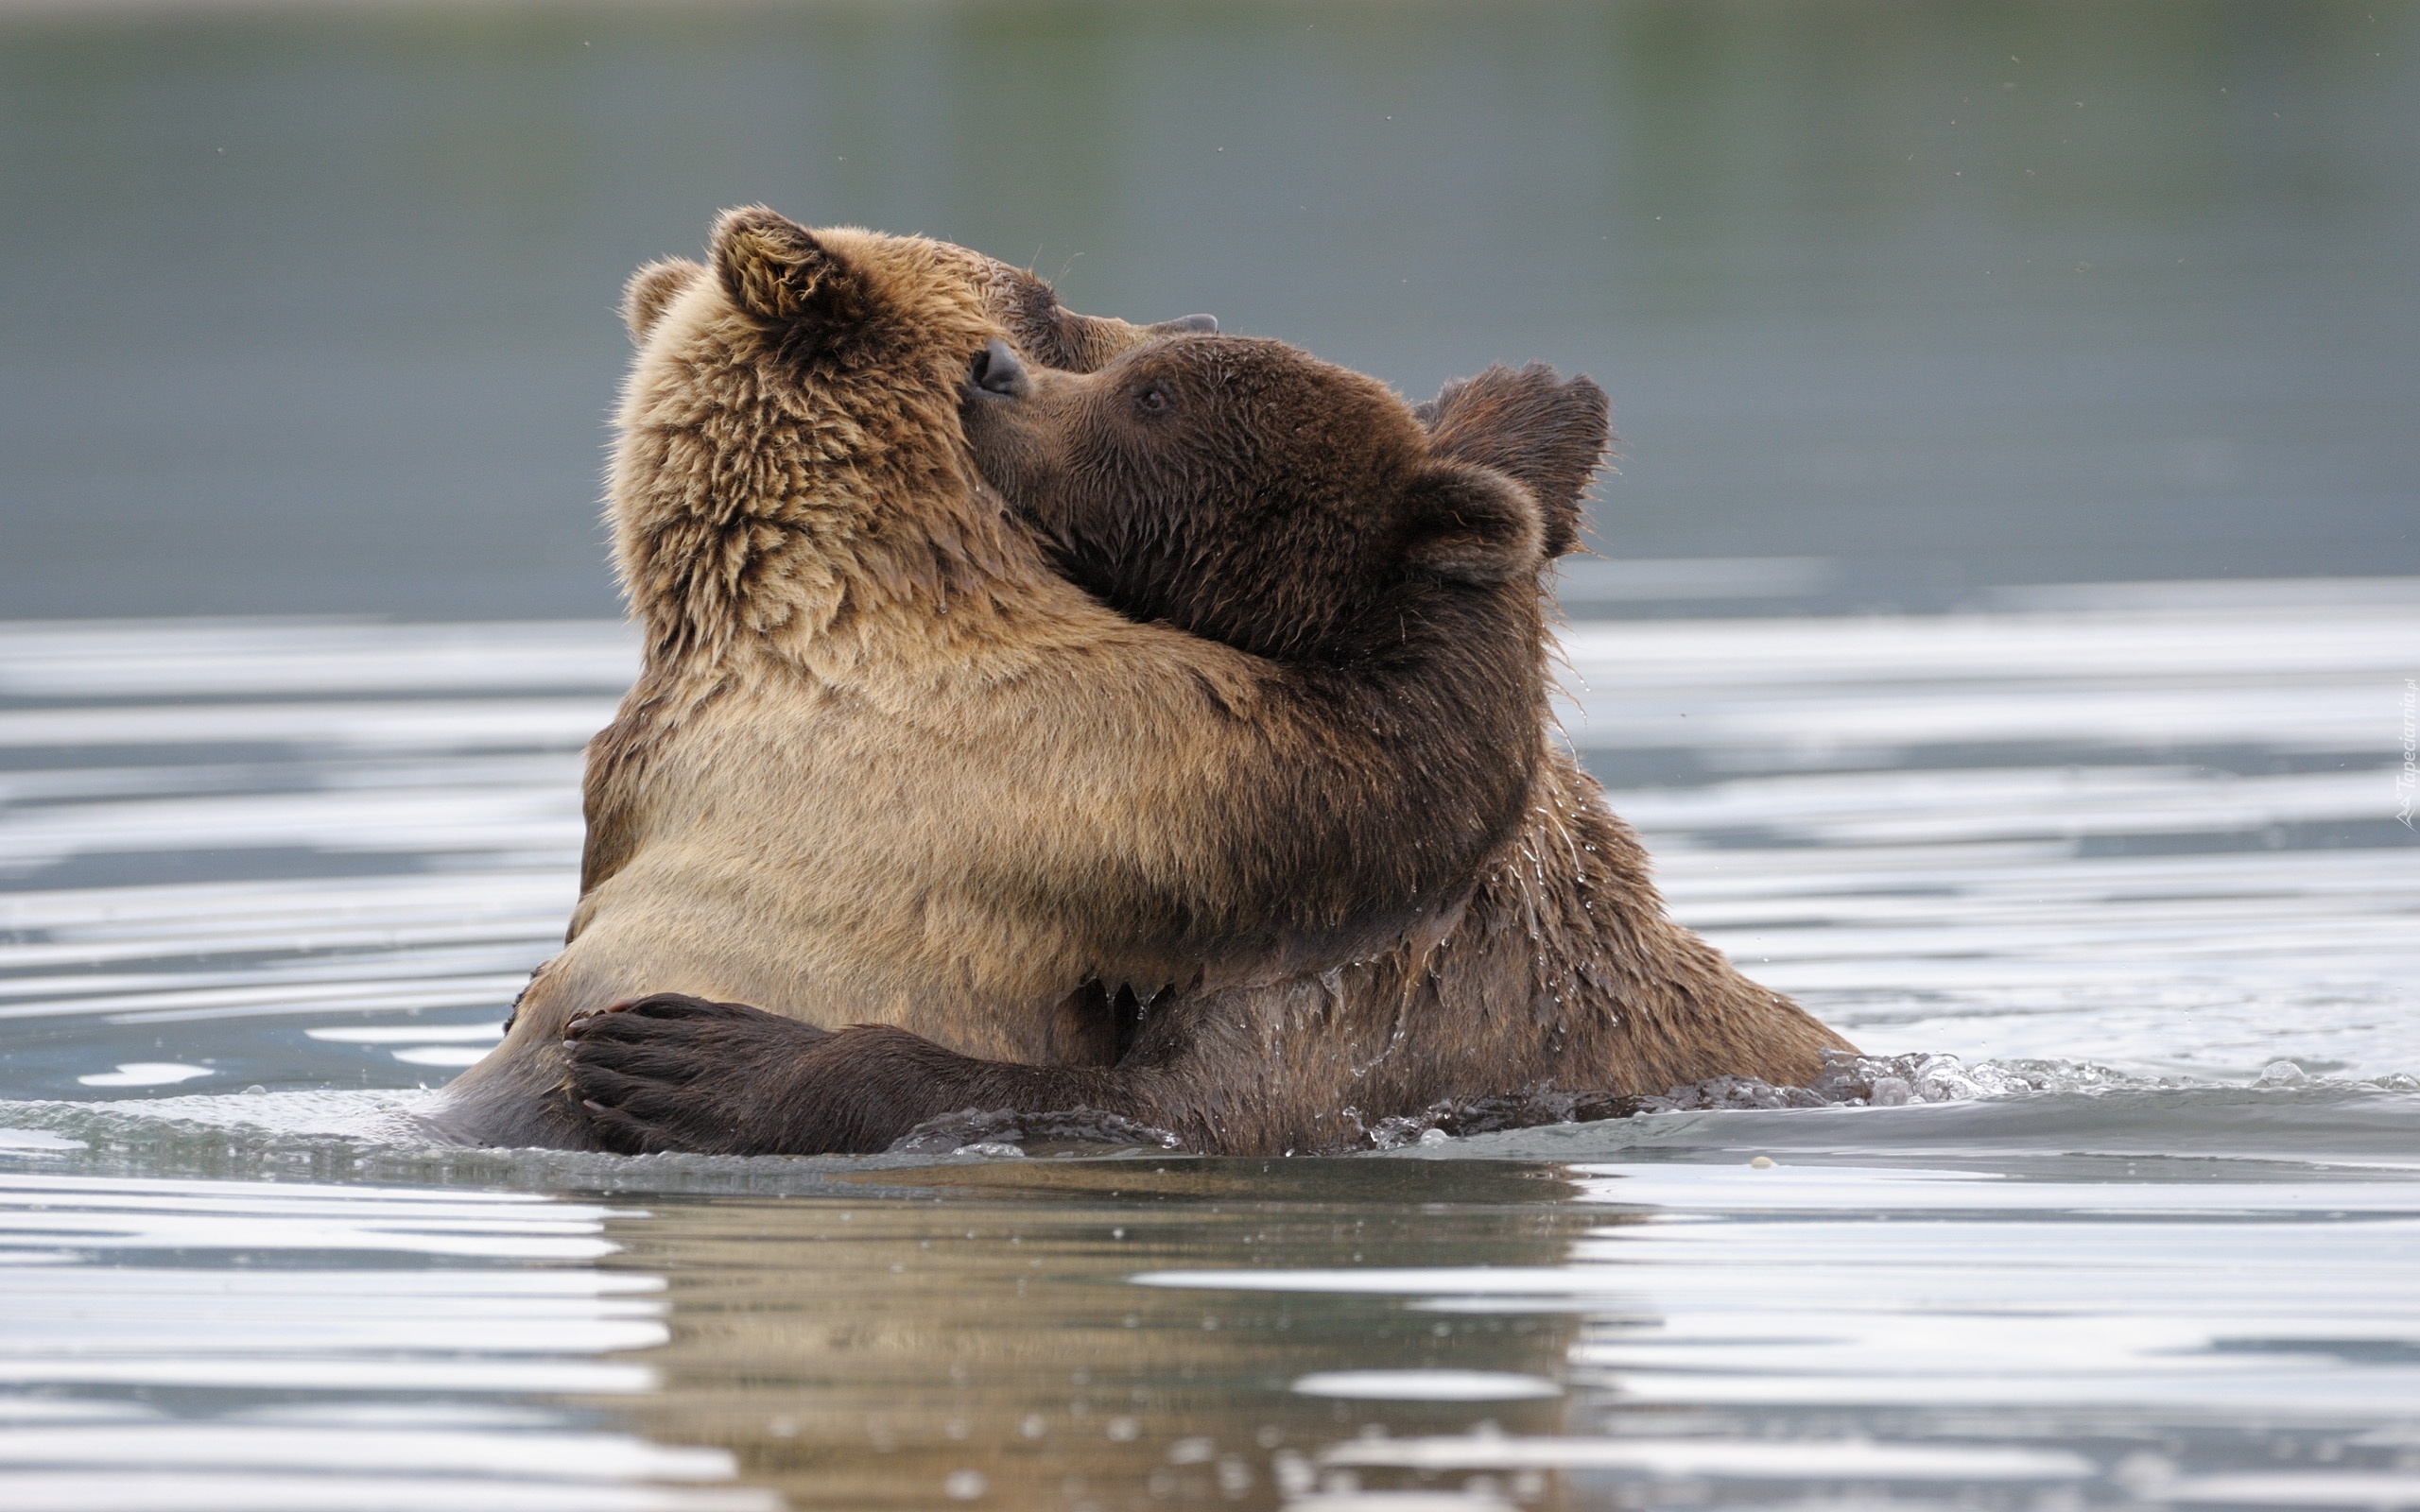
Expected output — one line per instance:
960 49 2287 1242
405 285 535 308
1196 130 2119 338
560 324 1855 1156
434 208 1558 1148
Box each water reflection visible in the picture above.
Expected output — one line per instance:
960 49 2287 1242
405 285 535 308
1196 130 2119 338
1130 1153 2420 1509
600 1162 1598 1511
4 1090 2418 1508
0 1170 772 1510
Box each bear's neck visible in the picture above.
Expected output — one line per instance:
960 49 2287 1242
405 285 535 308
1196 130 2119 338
612 437 1052 686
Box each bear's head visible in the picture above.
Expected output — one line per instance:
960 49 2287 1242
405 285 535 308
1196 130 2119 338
618 207 1211 380
957 333 1608 662
608 207 1217 657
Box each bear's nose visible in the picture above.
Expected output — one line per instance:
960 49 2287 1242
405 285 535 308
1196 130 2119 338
969 339 1027 396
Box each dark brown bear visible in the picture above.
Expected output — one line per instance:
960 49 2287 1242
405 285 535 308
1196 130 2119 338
560 332 1854 1156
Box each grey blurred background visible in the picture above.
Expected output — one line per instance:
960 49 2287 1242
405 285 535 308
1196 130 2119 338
1 0 2412 621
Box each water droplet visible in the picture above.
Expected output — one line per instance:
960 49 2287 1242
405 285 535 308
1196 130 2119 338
942 1469 987 1500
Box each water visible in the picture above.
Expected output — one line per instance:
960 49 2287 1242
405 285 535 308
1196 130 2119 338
3 2 2415 1502
3 1 2415 618
3 585 2414 1509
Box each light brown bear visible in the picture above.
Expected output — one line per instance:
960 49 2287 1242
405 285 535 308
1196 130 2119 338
555 284 1855 1155
432 208 1565 1148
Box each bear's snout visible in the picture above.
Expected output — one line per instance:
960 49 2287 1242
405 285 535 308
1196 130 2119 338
967 339 1030 399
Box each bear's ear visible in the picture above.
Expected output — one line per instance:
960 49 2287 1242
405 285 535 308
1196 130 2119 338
1420 365 1611 558
1402 461 1547 586
621 258 702 343
709 206 861 326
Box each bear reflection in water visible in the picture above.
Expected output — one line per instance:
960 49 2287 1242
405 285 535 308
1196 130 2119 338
433 206 1852 1157
598 1160 1603 1511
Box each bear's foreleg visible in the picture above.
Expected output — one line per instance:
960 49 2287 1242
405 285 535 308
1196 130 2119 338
561 994 1164 1156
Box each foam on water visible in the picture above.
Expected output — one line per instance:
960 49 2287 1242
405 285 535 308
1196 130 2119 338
2 590 2416 1508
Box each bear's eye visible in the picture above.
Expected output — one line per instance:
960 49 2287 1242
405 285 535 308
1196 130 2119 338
1135 381 1174 415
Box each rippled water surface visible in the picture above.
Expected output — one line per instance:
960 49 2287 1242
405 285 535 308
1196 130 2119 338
3 585 2416 1510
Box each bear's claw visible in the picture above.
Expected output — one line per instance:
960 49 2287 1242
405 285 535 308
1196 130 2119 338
561 993 833 1155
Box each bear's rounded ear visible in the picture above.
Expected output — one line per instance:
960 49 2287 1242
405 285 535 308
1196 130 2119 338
1403 460 1547 586
710 206 858 325
1420 365 1611 558
621 258 702 343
